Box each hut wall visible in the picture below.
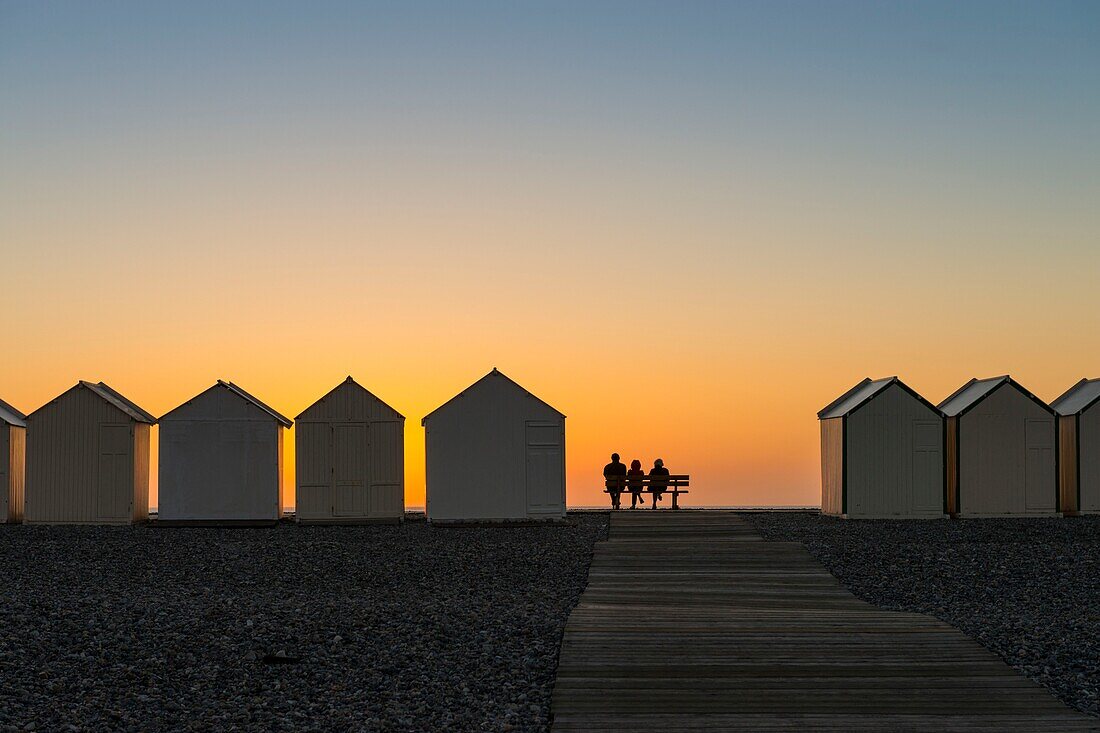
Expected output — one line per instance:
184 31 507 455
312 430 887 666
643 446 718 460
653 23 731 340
844 384 943 518
133 423 150 522
277 427 285 516
295 421 405 519
946 417 958 515
425 377 564 522
25 386 137 525
819 418 844 516
1080 406 1100 513
296 382 401 423
295 381 404 522
10 426 25 522
369 420 403 517
0 425 8 521
159 418 282 522
959 386 1056 516
1059 415 1078 514
294 421 330 520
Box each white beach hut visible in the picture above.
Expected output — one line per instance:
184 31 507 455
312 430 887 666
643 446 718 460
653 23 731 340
939 376 1058 517
1051 378 1100 515
25 382 155 525
158 381 292 524
818 377 945 519
422 368 565 524
295 377 405 524
0 398 27 523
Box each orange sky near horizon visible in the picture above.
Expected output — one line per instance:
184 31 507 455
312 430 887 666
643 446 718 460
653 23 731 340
3 295 1099 511
3 130 1098 509
2 2 1098 510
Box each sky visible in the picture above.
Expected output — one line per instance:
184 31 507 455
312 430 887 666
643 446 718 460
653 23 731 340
2 1 1099 509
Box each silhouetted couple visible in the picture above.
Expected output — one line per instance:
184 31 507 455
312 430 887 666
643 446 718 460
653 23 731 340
603 453 670 509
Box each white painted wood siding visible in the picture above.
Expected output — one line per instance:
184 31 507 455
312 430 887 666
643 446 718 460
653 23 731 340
525 422 564 515
819 418 843 516
132 423 149 522
959 385 1056 516
296 379 402 423
425 375 564 522
0 425 8 522
1080 406 1100 513
25 385 144 525
295 421 330 521
158 386 283 522
9 426 24 522
294 378 407 521
294 379 405 522
1059 416 1077 514
368 420 403 517
845 383 944 518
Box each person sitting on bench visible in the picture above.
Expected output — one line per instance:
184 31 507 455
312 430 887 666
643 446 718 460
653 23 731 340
603 453 627 510
627 459 645 508
649 458 670 503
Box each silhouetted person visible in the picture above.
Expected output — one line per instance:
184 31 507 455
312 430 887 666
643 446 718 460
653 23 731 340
649 458 670 505
603 453 627 510
627 459 645 508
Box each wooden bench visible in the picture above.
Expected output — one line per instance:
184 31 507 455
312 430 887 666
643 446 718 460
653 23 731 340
603 475 690 510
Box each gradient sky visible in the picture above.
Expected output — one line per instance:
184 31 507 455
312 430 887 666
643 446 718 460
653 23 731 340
2 1 1098 508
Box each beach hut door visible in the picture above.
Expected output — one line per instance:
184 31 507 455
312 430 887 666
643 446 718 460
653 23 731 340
333 423 367 516
1024 419 1054 512
911 420 943 514
96 424 131 520
525 422 563 514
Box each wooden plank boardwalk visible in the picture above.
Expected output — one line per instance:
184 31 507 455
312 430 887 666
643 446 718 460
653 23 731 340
551 511 1097 732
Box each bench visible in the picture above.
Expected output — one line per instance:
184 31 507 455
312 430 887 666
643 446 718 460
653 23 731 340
603 475 690 510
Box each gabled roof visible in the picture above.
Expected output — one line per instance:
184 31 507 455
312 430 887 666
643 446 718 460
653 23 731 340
421 368 565 426
218 381 293 427
818 377 892 419
938 377 1006 417
0 397 27 428
818 376 941 420
158 381 293 426
80 381 157 424
1051 378 1100 416
295 376 404 420
938 376 1054 418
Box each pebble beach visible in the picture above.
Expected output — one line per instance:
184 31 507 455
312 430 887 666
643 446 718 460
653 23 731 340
0 513 608 733
742 511 1100 719
4 510 1097 729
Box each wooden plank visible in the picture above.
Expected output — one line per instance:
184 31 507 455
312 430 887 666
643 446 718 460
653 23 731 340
550 511 1094 731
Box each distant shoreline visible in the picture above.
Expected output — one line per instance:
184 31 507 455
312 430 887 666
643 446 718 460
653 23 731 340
144 505 822 515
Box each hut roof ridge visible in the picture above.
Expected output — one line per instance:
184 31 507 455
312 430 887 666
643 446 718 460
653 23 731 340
218 380 293 427
158 381 292 426
421 367 565 426
0 397 27 427
1051 378 1100 416
294 376 405 420
79 381 157 424
818 377 892 419
938 375 1053 417
818 376 941 420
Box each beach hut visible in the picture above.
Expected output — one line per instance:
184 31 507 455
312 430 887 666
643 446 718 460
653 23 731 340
422 368 565 523
818 377 945 518
158 381 292 524
1051 378 1100 515
0 398 26 523
939 376 1058 517
295 377 405 524
25 382 155 525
